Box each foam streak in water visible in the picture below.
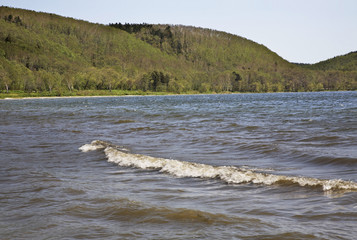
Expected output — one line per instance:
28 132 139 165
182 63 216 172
80 140 357 192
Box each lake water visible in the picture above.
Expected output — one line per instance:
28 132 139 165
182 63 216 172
1 92 356 239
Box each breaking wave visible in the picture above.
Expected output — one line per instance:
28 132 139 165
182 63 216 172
80 140 357 192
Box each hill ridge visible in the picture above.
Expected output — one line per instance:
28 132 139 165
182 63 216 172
0 6 356 95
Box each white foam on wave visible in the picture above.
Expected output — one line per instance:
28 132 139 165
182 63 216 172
79 143 106 152
79 140 129 153
80 140 357 192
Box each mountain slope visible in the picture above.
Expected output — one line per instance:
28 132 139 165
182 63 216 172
0 7 192 93
304 51 357 71
0 6 356 95
110 23 296 92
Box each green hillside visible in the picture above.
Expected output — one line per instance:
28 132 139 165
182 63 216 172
302 51 357 71
0 6 356 96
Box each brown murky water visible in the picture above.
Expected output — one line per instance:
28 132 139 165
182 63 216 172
1 92 356 239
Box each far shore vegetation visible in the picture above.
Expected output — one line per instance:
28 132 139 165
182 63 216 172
1 89 352 100
0 89 182 99
0 89 246 99
1 7 356 97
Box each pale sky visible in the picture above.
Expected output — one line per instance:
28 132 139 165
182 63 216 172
1 0 356 64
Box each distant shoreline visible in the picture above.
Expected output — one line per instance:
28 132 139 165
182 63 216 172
0 91 208 100
0 89 239 100
1 90 354 100
1 95 134 100
0 90 182 100
1 93 228 100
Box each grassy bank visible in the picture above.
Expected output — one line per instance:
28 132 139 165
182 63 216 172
0 89 206 99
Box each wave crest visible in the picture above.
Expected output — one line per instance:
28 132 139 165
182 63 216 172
80 140 357 192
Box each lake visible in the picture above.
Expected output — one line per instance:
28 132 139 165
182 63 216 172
1 92 356 239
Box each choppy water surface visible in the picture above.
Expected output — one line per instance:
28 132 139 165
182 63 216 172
1 92 356 239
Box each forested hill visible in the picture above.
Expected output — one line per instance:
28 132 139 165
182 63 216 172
301 51 357 72
0 6 356 95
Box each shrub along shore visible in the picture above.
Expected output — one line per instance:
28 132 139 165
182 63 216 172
2 89 353 100
0 90 174 99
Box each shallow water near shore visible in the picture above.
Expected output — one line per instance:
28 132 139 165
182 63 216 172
1 92 356 239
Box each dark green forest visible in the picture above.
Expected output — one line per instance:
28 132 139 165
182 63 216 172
0 7 356 96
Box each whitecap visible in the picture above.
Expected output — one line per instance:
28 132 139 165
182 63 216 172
80 140 357 192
